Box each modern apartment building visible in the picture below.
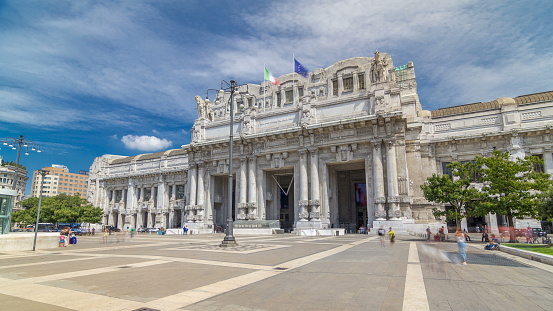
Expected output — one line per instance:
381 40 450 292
31 165 89 199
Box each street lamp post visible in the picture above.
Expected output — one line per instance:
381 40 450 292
32 170 48 251
2 135 41 228
207 80 245 247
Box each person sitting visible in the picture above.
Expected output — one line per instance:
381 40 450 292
485 234 500 250
482 231 489 243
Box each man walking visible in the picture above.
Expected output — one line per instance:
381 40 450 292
378 227 386 247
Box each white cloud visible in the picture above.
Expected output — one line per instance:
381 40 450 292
121 135 172 151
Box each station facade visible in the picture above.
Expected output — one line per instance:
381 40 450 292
87 53 553 235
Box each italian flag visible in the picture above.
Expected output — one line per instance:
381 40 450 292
264 67 279 85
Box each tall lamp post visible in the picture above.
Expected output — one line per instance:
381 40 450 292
206 80 247 247
32 170 48 251
2 135 41 229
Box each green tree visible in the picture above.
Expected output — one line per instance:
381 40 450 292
12 194 103 225
421 161 484 230
538 188 553 222
474 150 552 242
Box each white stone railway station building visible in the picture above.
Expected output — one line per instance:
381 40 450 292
87 52 553 235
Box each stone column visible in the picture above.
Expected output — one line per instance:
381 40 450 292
309 149 320 220
353 73 359 92
157 177 165 210
238 158 247 220
137 211 143 230
373 140 386 220
386 140 400 220
171 184 177 200
127 180 135 212
299 150 309 221
196 164 205 222
248 156 257 219
189 164 197 206
110 188 115 203
337 75 344 96
117 212 123 230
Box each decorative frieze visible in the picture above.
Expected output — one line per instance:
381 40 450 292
435 123 451 131
480 117 498 125
522 111 541 120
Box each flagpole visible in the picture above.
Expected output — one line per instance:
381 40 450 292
293 54 296 104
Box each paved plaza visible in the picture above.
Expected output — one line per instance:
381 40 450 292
0 233 552 311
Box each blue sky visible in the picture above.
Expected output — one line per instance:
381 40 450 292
1 0 552 196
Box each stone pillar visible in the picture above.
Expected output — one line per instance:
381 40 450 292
248 156 257 219
168 211 174 229
238 158 247 220
110 188 115 203
337 75 344 96
127 181 135 212
117 213 123 230
157 178 165 209
196 164 205 222
189 164 197 206
140 186 144 201
299 150 309 221
137 211 143 230
108 212 115 227
353 73 359 92
171 184 177 200
309 149 320 220
373 140 386 220
386 140 400 220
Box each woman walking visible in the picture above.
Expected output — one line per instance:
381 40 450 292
456 229 467 265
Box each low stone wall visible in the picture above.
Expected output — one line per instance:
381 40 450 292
0 232 60 252
500 245 553 266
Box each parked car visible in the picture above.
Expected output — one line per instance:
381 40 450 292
533 228 547 238
71 228 87 236
145 228 159 233
137 227 146 233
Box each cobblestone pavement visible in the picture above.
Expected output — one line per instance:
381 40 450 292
0 234 552 311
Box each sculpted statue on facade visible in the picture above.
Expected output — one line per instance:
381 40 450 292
370 51 389 83
195 95 206 119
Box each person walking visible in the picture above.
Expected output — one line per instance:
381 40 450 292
456 229 467 265
102 228 109 243
426 227 431 241
377 227 386 247
388 227 396 245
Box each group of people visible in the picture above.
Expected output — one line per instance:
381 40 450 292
377 227 395 247
59 226 75 247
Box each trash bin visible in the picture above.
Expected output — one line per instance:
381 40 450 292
335 230 339 236
70 236 77 244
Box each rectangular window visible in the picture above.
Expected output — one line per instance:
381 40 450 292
358 73 365 90
276 92 281 106
441 162 452 177
298 87 304 98
533 154 545 172
343 76 353 92
332 79 338 96
285 90 293 103
176 185 185 199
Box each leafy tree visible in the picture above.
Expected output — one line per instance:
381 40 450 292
474 150 552 242
12 194 103 225
538 188 553 222
421 161 484 230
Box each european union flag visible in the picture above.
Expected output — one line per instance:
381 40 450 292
294 59 309 78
